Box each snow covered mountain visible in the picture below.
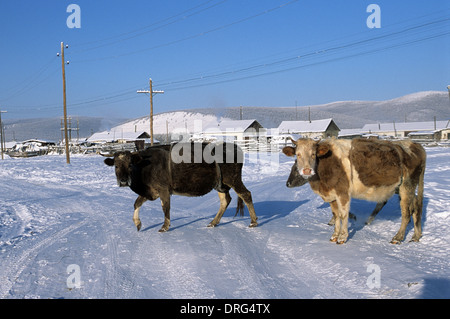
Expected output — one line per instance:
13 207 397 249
3 91 449 142
180 91 449 129
109 91 449 135
3 117 125 143
111 111 228 137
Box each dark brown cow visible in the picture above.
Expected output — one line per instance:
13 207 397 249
104 143 258 232
282 138 426 244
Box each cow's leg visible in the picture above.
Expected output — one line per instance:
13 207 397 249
231 181 258 227
329 201 340 242
208 191 232 227
410 204 422 242
133 195 147 231
159 191 171 232
327 214 336 226
336 197 350 244
329 212 356 226
391 186 413 244
365 200 387 225
411 164 425 242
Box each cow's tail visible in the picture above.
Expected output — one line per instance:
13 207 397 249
235 197 245 217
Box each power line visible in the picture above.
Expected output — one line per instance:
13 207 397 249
0 57 58 102
4 11 449 116
72 0 229 53
153 17 450 90
151 9 450 89
163 30 450 92
73 0 300 63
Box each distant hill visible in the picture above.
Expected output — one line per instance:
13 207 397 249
2 117 126 142
3 91 449 142
181 91 450 129
112 91 450 135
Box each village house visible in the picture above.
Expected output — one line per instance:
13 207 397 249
361 120 450 141
277 118 340 139
201 119 264 143
86 130 155 153
87 131 152 144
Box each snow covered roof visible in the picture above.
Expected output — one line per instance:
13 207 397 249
408 131 439 136
338 128 364 137
87 131 151 143
21 139 56 145
278 118 339 134
203 119 262 133
87 131 115 143
362 120 450 133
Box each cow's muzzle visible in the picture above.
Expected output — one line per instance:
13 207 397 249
118 179 130 187
299 167 315 179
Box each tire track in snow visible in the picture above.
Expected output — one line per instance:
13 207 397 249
0 219 88 298
212 223 287 298
134 230 217 298
63 194 144 299
265 232 363 298
102 232 143 298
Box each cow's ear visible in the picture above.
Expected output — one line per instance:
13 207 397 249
282 146 296 157
130 153 142 164
104 158 114 166
316 143 330 157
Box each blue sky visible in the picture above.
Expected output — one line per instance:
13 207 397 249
0 0 449 119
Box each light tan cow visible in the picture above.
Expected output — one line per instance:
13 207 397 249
283 138 426 244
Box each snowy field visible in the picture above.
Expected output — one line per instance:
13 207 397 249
0 147 449 299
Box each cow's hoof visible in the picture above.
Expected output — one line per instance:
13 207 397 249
390 235 404 244
336 235 348 244
134 219 142 231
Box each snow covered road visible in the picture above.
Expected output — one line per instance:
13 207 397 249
0 147 449 299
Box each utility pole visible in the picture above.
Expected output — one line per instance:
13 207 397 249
0 109 6 160
137 78 164 146
58 42 70 164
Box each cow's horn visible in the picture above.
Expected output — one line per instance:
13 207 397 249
288 137 297 145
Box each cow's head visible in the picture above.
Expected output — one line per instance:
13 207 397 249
286 160 308 188
282 138 330 179
104 151 142 187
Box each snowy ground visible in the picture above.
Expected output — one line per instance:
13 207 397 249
0 147 449 299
